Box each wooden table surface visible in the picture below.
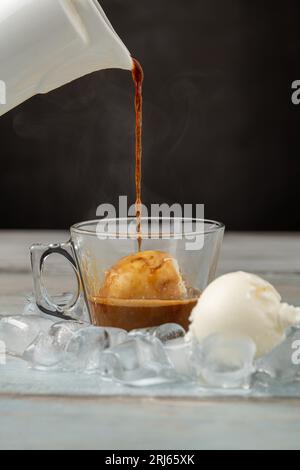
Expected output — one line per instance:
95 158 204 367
1 230 300 450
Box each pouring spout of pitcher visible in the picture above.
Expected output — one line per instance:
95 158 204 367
62 0 133 71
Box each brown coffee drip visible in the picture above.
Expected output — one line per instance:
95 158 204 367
132 58 144 251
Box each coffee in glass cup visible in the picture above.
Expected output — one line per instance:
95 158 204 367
31 217 224 331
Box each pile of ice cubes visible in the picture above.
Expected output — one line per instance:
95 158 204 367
1 297 300 389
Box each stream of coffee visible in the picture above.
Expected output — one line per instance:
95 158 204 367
86 58 200 331
132 58 144 251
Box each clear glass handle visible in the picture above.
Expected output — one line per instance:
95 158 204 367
30 241 81 321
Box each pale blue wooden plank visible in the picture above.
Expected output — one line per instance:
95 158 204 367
1 397 300 450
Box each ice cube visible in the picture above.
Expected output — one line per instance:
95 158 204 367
99 337 175 385
64 326 109 371
129 323 185 344
153 323 186 344
256 326 300 382
128 326 157 337
104 327 128 347
48 320 85 347
22 320 85 369
164 337 195 378
0 315 53 356
23 332 66 369
197 333 256 388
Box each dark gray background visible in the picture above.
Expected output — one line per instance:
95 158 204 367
1 0 300 230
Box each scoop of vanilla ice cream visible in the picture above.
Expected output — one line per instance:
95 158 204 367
189 271 300 357
99 250 187 300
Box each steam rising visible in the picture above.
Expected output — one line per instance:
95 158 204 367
10 66 202 227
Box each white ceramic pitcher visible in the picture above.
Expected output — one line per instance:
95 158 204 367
0 0 133 116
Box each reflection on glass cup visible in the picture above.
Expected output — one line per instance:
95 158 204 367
31 218 224 331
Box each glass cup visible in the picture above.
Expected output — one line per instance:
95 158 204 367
31 217 224 331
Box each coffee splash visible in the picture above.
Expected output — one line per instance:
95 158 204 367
132 58 144 251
